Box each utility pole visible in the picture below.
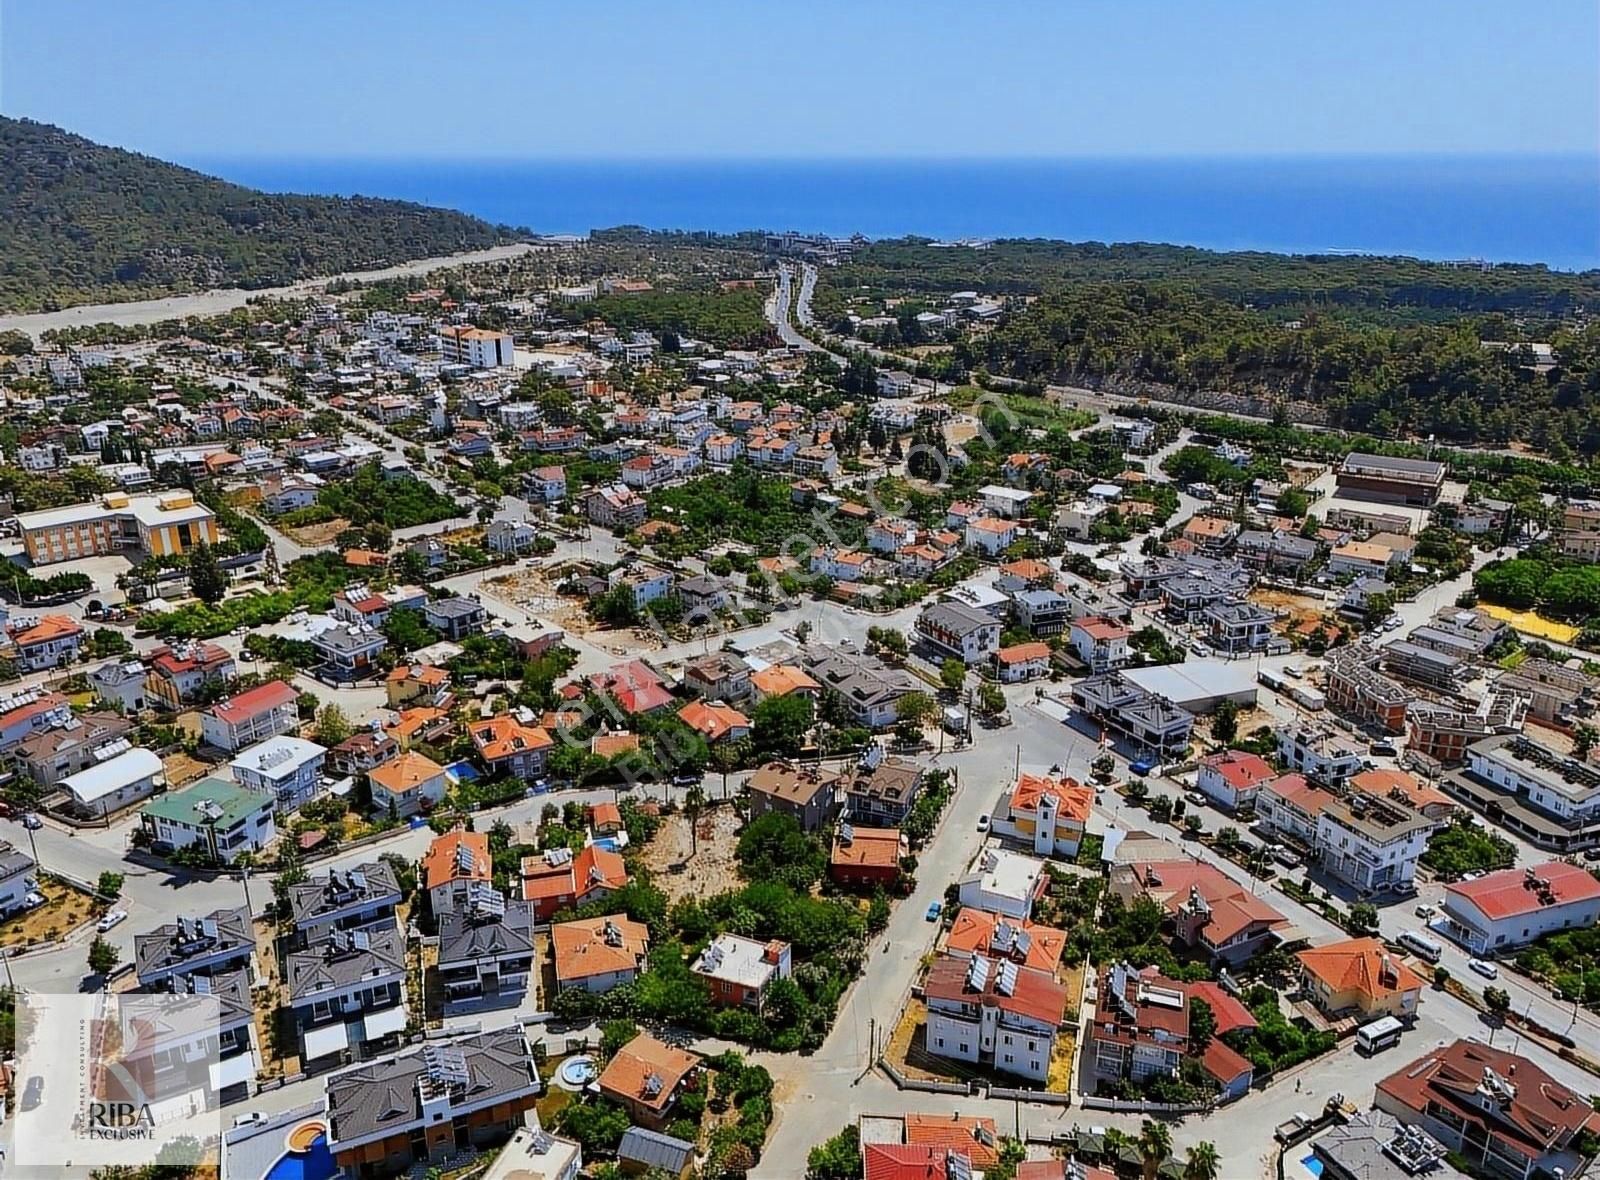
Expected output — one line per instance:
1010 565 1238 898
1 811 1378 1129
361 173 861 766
868 1016 876 1066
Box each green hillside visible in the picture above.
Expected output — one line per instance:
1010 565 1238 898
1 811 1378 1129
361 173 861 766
0 117 522 312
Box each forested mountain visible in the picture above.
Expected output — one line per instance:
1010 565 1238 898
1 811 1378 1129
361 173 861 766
0 117 521 312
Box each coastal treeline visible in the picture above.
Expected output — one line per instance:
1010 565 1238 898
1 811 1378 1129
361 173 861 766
0 117 521 312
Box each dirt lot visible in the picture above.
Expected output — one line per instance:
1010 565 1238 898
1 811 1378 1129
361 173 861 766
282 518 351 548
1249 586 1329 635
637 805 744 906
163 749 215 788
0 878 99 950
481 568 596 635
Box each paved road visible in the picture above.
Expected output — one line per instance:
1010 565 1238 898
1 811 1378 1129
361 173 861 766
0 243 537 340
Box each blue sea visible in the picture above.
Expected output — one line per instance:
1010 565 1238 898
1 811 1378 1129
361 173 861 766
190 155 1600 271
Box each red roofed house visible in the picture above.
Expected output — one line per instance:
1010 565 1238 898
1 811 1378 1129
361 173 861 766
1441 862 1600 955
942 908 1067 974
863 1145 970 1180
7 615 83 671
1255 773 1335 845
1111 859 1291 966
199 680 300 753
520 845 628 921
1087 962 1191 1088
1196 749 1277 811
468 712 554 780
1375 1039 1600 1180
1068 616 1131 673
923 951 1067 1083
422 829 492 917
589 660 674 715
830 825 904 889
992 772 1095 858
146 641 238 710
676 700 751 744
1296 937 1422 1021
995 641 1052 684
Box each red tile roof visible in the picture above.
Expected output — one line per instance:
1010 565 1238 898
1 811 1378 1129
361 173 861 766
923 951 1067 1027
943 908 1066 973
422 829 490 892
864 1144 957 1180
903 1115 999 1169
1446 861 1600 922
207 679 298 725
1009 773 1094 825
1201 749 1276 791
1296 937 1423 1001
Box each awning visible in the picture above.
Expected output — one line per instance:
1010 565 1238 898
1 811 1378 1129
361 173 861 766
207 1052 258 1092
360 1006 408 1041
302 1020 351 1061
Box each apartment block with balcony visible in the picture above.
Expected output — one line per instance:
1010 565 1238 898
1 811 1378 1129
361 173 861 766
923 952 1066 1084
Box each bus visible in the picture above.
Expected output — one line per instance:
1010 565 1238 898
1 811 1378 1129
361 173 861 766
1398 930 1443 963
1355 1016 1404 1055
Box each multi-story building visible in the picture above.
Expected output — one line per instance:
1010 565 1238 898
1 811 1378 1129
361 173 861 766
368 750 450 819
1496 657 1596 725
1381 640 1468 693
1204 600 1275 655
830 824 904 888
6 614 84 671
311 624 389 681
1556 498 1600 563
12 711 134 785
1315 793 1433 893
1283 714 1377 784
134 906 256 989
1087 962 1189 1087
1255 772 1332 845
747 760 839 832
1335 453 1446 506
437 893 537 1009
288 862 402 947
146 641 237 710
89 659 149 712
552 914 651 994
231 735 327 812
1070 673 1195 758
437 325 515 368
681 651 752 702
0 842 38 917
469 712 554 780
1450 733 1600 852
596 1033 700 1131
285 926 408 1066
1440 862 1600 955
1068 616 1131 672
325 1028 541 1176
582 482 647 530
797 643 920 729
520 845 628 921
1374 1040 1600 1180
422 597 487 640
957 848 1047 920
15 490 218 566
139 778 276 865
1110 860 1289 966
422 828 492 918
1196 749 1277 810
915 601 1001 666
691 933 793 1011
199 680 300 752
1297 938 1422 1021
923 952 1066 1084
991 773 1094 858
1011 589 1072 637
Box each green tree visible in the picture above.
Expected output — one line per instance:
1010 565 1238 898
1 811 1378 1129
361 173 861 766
1188 996 1216 1051
314 703 352 746
684 784 706 858
96 871 125 898
1139 1119 1172 1180
187 539 226 605
806 1125 862 1180
751 693 813 758
896 691 934 726
600 1018 640 1059
1574 724 1597 762
1184 1142 1221 1180
381 607 436 655
1211 698 1239 744
939 658 967 693
976 682 1007 717
734 812 827 891
1483 985 1511 1017
1347 902 1380 935
87 935 119 977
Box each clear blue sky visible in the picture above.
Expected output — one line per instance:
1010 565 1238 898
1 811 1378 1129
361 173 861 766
3 0 1595 160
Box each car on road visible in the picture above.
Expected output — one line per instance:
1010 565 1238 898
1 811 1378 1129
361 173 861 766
1185 791 1207 808
21 813 41 830
1369 741 1400 757
1460 870 1485 882
21 1076 42 1111
925 901 942 922
232 1112 268 1129
1468 958 1499 980
97 910 128 933
1414 904 1436 919
977 815 990 833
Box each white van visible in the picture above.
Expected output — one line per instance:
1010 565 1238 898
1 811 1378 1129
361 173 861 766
1398 930 1443 963
1355 1015 1404 1055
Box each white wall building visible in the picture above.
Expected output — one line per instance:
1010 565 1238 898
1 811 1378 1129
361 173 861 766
230 735 327 813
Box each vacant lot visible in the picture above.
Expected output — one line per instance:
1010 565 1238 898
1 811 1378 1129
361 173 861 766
0 878 98 950
636 805 744 906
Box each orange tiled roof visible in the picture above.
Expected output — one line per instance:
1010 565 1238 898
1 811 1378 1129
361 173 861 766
422 828 490 892
469 713 554 760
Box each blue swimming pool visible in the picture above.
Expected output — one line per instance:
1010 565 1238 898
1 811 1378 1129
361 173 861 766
446 761 480 782
265 1135 336 1180
1300 1155 1325 1179
592 836 623 852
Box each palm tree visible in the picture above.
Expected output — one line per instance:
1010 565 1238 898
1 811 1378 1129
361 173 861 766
1139 1119 1172 1180
1183 1142 1220 1180
684 784 706 858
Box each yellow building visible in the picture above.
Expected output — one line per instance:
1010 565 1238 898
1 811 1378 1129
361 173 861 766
1296 937 1423 1020
16 492 218 566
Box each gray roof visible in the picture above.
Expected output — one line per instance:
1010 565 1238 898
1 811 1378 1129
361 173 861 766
160 965 254 1026
1340 452 1446 480
315 625 389 654
1204 599 1275 626
425 597 484 620
919 600 995 635
134 907 254 982
326 1026 539 1148
285 927 406 1001
288 862 401 928
438 900 535 968
91 660 148 688
1013 588 1068 609
0 843 35 882
1313 1111 1463 1180
618 1127 696 1172
798 644 918 708
678 575 726 598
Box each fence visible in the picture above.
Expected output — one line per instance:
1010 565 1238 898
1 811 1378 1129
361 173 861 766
878 1058 973 1096
1077 1095 1212 1115
991 1085 1071 1107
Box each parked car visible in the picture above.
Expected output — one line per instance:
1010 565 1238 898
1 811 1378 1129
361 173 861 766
97 909 128 933
21 813 41 830
21 1076 42 1111
1468 958 1499 980
1414 904 1436 919
924 901 942 922
1185 792 1207 808
976 815 990 833
232 1112 268 1129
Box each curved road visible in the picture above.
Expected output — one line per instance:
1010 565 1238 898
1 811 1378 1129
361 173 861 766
0 242 537 339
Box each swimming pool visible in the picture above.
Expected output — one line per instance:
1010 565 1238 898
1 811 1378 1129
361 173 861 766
591 836 623 852
555 1054 598 1090
446 761 480 783
1299 1154 1325 1179
264 1131 336 1180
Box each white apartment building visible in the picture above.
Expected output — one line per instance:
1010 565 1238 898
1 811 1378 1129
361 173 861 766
231 735 327 812
1466 734 1600 828
1442 862 1600 954
437 326 515 369
1315 794 1432 893
923 952 1065 1084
